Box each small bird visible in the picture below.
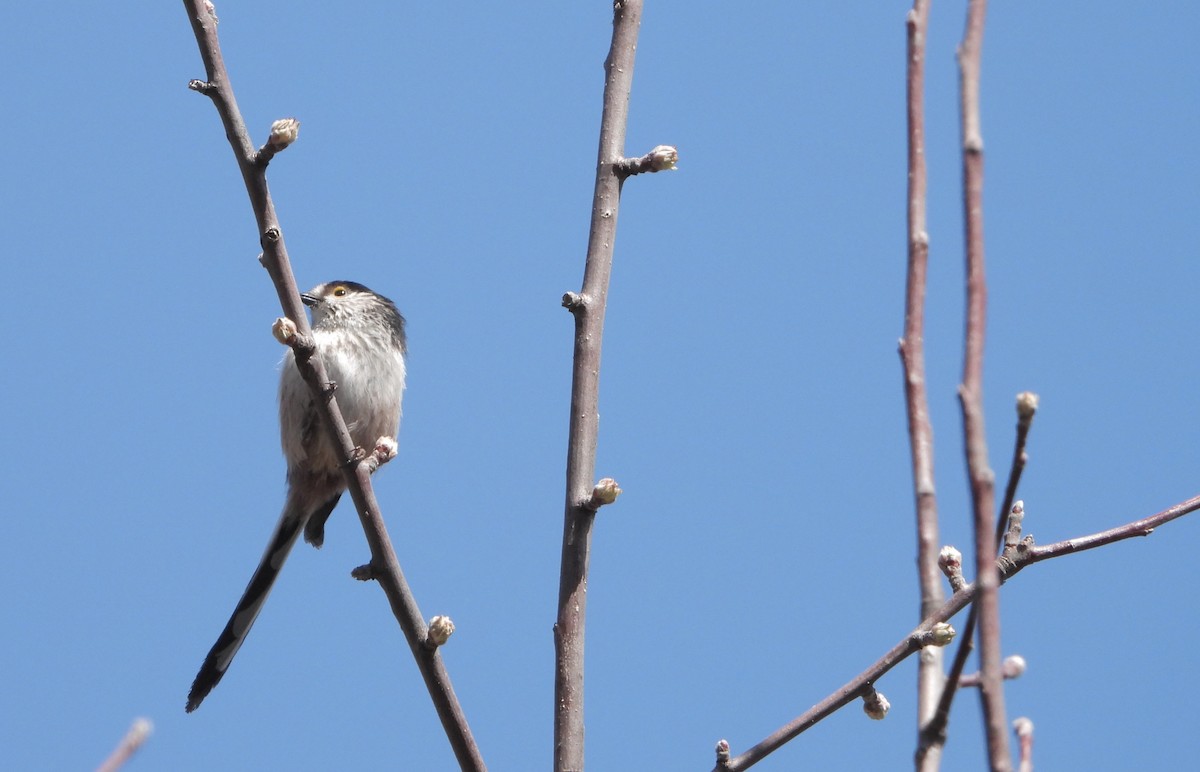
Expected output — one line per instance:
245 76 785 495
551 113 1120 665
187 281 407 712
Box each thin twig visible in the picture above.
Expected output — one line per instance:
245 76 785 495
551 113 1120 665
899 5 944 766
712 492 1200 771
554 2 644 770
95 718 152 772
954 0 1009 768
995 393 1038 548
1013 717 1034 772
919 394 1038 762
180 3 483 768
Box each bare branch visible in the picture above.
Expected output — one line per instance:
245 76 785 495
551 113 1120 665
554 2 646 770
1013 717 1035 772
180 3 482 767
920 392 1039 762
953 0 1010 768
995 393 1039 548
713 492 1200 771
899 4 945 764
95 718 152 772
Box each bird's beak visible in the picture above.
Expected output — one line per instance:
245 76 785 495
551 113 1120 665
301 293 319 307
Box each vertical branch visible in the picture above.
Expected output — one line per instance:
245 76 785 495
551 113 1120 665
899 5 945 767
554 2 643 770
956 1 1011 770
181 3 483 768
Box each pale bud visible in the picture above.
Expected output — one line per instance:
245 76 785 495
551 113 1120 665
269 117 301 149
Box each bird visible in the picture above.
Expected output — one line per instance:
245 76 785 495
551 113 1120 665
186 280 407 712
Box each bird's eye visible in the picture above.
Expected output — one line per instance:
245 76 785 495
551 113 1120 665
333 286 347 297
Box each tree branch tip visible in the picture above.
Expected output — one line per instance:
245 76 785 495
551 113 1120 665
938 546 967 591
1013 716 1034 737
97 717 154 772
587 477 623 509
1016 391 1040 419
269 117 300 148
561 291 586 311
714 738 731 765
426 615 456 647
350 563 377 581
616 145 680 176
862 688 891 720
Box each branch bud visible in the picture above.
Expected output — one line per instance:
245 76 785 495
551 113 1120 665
272 317 298 345
938 546 966 591
588 477 623 508
1002 654 1027 679
648 144 679 171
268 117 301 149
427 615 456 647
1016 391 1039 420
862 688 890 720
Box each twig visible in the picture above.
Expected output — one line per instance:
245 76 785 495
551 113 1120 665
711 492 1200 771
95 718 152 772
954 0 1010 768
995 393 1039 548
180 3 483 768
919 392 1038 762
554 2 645 770
899 4 944 763
1013 717 1034 772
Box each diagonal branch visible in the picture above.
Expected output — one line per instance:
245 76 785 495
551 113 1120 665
554 2 644 770
712 492 1200 772
180 3 483 768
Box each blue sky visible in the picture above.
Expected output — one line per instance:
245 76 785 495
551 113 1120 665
3 2 1198 770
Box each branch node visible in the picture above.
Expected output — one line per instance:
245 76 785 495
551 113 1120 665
187 79 214 95
351 563 377 581
426 615 456 648
561 291 586 312
264 227 281 244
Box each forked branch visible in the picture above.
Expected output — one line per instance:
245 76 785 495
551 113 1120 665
712 492 1200 771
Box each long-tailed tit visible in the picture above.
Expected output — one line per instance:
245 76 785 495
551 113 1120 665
186 281 407 712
